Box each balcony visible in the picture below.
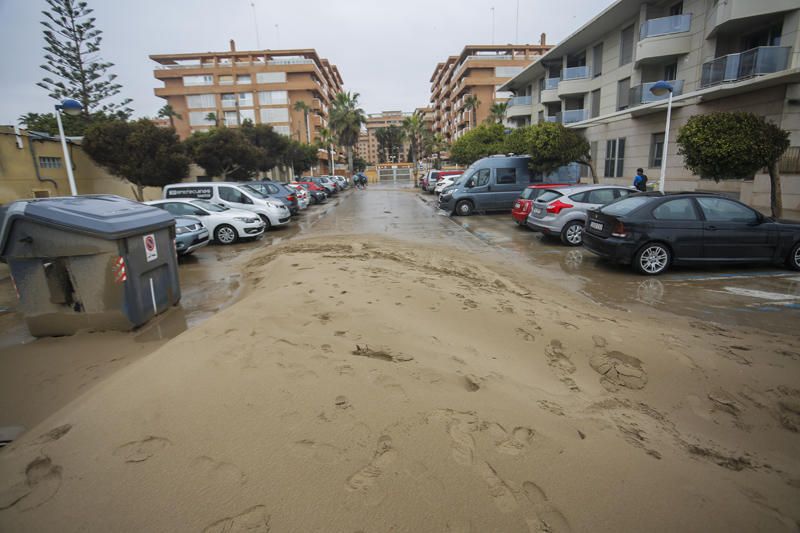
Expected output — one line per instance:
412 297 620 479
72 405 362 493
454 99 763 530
544 116 558 123
507 96 533 118
540 78 560 104
268 58 315 66
558 109 588 124
706 0 797 38
700 46 791 87
636 14 693 64
640 14 692 39
508 95 532 107
562 66 590 81
629 80 685 105
544 77 559 90
558 69 592 97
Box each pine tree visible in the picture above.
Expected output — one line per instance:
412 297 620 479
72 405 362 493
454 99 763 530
37 0 132 118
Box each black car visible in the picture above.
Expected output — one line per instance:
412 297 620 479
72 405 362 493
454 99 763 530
582 192 800 275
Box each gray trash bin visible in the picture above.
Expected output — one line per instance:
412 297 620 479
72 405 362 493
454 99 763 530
0 195 181 337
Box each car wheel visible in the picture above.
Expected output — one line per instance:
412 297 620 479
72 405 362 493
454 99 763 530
788 242 800 271
560 221 584 246
634 243 671 275
455 200 473 216
214 224 238 245
259 215 272 230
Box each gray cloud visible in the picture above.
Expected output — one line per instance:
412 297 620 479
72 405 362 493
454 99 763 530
0 0 614 123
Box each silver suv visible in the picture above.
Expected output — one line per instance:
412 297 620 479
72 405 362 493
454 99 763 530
527 185 635 245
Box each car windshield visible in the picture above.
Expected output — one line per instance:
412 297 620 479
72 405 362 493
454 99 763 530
454 169 475 186
601 196 651 216
242 185 268 199
191 200 227 212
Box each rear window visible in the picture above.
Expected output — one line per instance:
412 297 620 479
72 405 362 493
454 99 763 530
520 188 537 200
536 190 564 203
601 196 651 216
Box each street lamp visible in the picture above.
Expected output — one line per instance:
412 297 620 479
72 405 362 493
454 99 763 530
649 80 674 193
54 98 83 195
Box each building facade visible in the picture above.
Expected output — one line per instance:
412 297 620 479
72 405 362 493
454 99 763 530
150 41 344 144
429 40 552 142
359 111 413 164
501 0 800 215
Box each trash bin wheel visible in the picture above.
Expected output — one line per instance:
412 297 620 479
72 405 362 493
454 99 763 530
214 224 238 244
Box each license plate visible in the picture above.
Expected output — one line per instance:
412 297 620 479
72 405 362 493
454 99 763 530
533 207 543 216
589 221 604 231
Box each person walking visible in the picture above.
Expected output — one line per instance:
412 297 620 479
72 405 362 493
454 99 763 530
633 168 649 192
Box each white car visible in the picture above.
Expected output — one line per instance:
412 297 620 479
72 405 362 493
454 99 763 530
434 173 463 194
146 199 265 244
286 183 309 209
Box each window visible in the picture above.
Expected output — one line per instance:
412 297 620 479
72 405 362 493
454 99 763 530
186 93 215 109
664 63 678 81
696 197 758 223
537 190 564 203
569 191 588 202
474 168 490 187
38 156 61 169
183 75 213 86
259 90 288 105
189 111 215 126
236 75 251 84
650 132 665 168
219 75 233 85
239 109 255 124
495 66 523 77
586 188 618 204
590 89 601 118
163 202 206 217
256 71 286 84
617 78 631 111
273 125 291 136
604 138 625 178
219 186 249 204
619 25 634 66
224 111 239 126
602 196 650 216
669 1 683 15
238 92 253 106
592 43 603 77
652 198 698 220
496 168 517 184
260 107 289 123
221 94 236 108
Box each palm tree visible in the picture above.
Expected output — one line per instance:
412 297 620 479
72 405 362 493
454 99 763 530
157 104 182 129
205 112 219 128
403 114 425 185
487 102 509 124
293 100 312 143
319 127 336 175
463 94 481 130
329 91 366 176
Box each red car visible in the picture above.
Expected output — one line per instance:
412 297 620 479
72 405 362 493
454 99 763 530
512 184 571 225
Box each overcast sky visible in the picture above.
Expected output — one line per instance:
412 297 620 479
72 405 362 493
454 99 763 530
0 0 614 124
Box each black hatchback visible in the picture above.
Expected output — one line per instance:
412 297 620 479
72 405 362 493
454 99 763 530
582 192 800 275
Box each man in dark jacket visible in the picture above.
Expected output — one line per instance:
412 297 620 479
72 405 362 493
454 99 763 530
633 168 648 192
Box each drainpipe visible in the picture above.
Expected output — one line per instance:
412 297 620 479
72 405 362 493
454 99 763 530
27 134 59 191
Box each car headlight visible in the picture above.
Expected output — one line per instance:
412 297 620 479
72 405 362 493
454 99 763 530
176 226 189 235
267 202 283 209
234 217 258 223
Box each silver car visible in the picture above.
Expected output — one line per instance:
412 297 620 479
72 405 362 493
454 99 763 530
526 185 635 245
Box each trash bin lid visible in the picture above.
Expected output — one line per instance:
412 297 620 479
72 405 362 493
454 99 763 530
0 195 175 252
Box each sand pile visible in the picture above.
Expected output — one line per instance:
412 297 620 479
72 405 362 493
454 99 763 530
1 237 798 532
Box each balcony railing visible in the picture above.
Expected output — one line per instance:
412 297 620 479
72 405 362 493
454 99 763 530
267 58 315 65
544 116 558 123
630 79 685 104
544 77 560 90
700 46 790 87
559 109 588 124
508 95 533 107
562 66 591 81
640 14 692 39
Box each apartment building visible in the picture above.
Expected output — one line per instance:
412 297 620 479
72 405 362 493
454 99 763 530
501 0 800 214
150 41 344 144
415 106 435 134
359 111 413 164
429 40 552 142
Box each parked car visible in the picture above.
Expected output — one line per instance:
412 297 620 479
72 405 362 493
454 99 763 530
309 177 337 195
174 216 210 256
511 184 571 225
285 183 310 209
433 172 464 195
294 182 327 204
439 155 579 216
249 181 299 215
163 182 290 230
582 192 800 275
527 185 636 245
425 170 463 193
331 175 349 189
146 199 265 244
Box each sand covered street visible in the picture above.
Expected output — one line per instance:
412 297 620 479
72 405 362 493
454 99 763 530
1 185 799 532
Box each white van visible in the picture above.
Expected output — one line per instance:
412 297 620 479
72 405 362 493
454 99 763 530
163 182 290 230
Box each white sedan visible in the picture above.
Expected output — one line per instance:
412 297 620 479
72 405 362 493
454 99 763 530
434 173 463 194
286 183 310 209
146 199 265 244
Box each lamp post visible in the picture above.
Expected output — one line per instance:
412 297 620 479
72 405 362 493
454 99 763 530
649 80 674 193
54 98 83 195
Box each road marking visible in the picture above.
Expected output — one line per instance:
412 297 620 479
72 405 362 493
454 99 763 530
665 271 794 282
717 287 800 301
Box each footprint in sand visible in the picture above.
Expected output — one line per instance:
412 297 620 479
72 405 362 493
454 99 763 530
113 436 171 463
545 340 579 392
477 462 518 513
291 439 346 464
0 455 62 511
35 423 72 444
443 413 479 466
522 481 572 532
345 435 398 506
589 351 647 391
335 395 352 409
516 328 537 343
496 427 535 456
192 456 247 486
203 505 270 533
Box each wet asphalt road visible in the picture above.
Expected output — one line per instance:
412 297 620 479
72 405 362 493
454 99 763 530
1 181 797 348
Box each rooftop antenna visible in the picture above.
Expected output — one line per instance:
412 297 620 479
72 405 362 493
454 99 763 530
515 0 520 43
491 6 495 45
250 1 261 49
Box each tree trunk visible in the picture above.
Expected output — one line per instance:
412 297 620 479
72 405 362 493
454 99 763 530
347 146 354 176
768 161 783 219
131 184 144 202
580 159 599 184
